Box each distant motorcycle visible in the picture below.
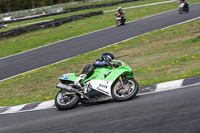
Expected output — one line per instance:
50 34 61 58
116 13 125 27
179 2 189 14
0 24 7 29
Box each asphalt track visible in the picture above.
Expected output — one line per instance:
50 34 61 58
0 3 200 81
0 84 199 133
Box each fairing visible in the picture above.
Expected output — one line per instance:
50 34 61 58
59 60 134 95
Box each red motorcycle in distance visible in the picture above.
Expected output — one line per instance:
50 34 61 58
179 1 189 14
116 13 125 27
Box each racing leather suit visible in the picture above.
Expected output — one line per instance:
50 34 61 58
75 59 109 87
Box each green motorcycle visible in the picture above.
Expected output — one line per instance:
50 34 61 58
55 60 139 110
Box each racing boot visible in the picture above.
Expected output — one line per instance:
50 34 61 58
75 74 87 88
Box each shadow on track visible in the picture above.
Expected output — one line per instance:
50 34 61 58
55 95 140 111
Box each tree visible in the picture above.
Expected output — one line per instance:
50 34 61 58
32 0 35 9
3 0 11 12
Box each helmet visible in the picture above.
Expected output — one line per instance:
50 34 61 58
118 7 122 10
101 53 114 62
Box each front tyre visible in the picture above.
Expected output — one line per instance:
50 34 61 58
116 20 120 27
55 90 80 110
111 78 139 102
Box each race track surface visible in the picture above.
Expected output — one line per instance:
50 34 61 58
0 84 200 133
0 3 200 81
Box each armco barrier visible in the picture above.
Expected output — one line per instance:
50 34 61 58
0 0 103 19
0 11 103 38
2 0 138 24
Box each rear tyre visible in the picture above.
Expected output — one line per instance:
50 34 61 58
55 89 80 110
111 78 139 102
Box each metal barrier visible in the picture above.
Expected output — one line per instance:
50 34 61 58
0 0 104 19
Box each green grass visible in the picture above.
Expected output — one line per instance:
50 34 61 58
0 19 199 106
1 0 199 58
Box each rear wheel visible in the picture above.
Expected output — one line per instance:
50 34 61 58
55 89 80 110
111 78 139 102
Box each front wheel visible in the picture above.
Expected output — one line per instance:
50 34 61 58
111 78 139 102
55 89 80 110
116 20 120 27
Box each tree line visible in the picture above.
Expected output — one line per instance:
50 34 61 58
0 0 82 13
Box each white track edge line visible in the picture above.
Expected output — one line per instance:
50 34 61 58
1 82 200 115
0 16 200 83
3 2 199 61
138 82 200 96
1 2 200 62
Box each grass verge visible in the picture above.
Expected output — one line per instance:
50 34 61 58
0 18 199 106
0 0 199 58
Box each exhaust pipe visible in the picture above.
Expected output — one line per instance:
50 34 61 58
56 83 89 99
56 83 73 91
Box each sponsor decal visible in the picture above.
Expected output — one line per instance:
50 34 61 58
99 84 107 88
60 74 69 80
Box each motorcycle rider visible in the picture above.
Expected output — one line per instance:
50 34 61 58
75 53 114 88
178 0 189 7
115 7 125 23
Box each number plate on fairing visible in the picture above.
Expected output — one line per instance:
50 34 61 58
60 74 69 80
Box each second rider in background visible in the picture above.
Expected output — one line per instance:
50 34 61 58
115 7 126 24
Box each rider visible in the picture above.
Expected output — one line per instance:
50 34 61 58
75 53 114 88
178 0 189 7
115 7 125 20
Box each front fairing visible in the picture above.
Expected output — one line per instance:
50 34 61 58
84 60 134 96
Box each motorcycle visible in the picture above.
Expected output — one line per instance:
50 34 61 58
179 2 189 14
116 13 125 27
55 60 139 110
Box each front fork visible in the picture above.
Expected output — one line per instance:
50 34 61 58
119 76 125 87
118 73 129 89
